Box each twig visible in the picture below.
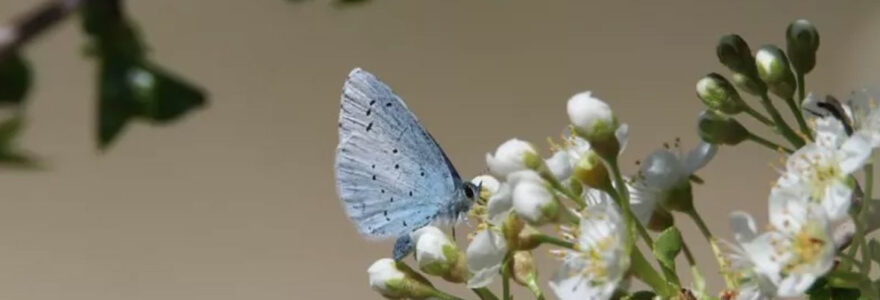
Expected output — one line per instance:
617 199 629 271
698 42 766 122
0 0 85 60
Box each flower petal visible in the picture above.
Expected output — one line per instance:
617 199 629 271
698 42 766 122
683 141 717 173
615 123 629 154
838 131 872 174
465 229 507 288
729 211 758 244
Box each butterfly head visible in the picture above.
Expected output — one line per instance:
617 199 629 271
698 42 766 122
462 181 480 203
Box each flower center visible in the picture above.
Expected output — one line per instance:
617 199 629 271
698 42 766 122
785 226 827 273
804 159 841 200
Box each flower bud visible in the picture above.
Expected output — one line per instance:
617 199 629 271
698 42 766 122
697 110 749 145
755 45 797 99
572 150 612 191
566 92 620 159
368 258 437 299
696 73 746 115
411 226 466 283
512 177 560 225
545 150 573 181
716 34 760 78
786 19 820 74
731 72 766 96
486 139 541 177
511 251 538 288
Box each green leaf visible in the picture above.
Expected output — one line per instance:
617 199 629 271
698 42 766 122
653 227 682 271
0 53 32 105
97 59 206 149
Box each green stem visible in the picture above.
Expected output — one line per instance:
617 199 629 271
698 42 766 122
686 209 735 289
501 255 511 300
605 155 635 254
826 270 863 289
433 290 467 300
604 184 655 249
534 233 575 249
472 288 500 300
526 280 545 300
747 132 794 154
855 164 879 299
541 170 585 208
631 248 674 297
759 92 805 148
797 72 806 110
744 105 774 127
785 96 812 138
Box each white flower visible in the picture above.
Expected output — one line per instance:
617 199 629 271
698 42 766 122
412 227 455 268
512 173 559 224
724 212 778 300
545 150 573 181
549 201 629 300
465 229 508 288
777 117 871 221
749 196 836 297
486 139 540 177
566 92 618 142
629 142 716 215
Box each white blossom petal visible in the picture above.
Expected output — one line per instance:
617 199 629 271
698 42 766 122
466 229 507 288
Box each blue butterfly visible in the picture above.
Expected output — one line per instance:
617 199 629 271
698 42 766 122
334 68 477 260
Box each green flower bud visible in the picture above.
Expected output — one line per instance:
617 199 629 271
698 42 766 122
716 34 759 78
786 19 820 74
755 45 797 99
572 151 612 191
731 72 766 96
696 73 746 115
697 110 749 145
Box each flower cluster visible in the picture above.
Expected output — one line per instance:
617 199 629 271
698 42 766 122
363 19 880 300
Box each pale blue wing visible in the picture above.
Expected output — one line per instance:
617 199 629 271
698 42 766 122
335 68 462 239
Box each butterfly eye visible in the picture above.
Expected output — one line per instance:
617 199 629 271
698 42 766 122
463 183 475 199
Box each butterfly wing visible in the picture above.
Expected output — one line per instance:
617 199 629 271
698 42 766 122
335 68 462 239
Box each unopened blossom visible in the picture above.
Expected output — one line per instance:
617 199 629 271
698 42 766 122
566 92 624 158
549 201 629 300
511 172 560 225
368 258 436 299
545 150 574 181
411 226 466 282
486 139 540 177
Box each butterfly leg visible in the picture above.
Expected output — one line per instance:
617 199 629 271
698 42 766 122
392 235 413 261
451 225 457 241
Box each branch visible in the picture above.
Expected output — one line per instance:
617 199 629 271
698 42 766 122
0 0 85 60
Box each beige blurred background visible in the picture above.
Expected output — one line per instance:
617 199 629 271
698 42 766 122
0 1 878 299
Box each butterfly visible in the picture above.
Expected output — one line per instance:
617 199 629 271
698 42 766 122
334 68 478 260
